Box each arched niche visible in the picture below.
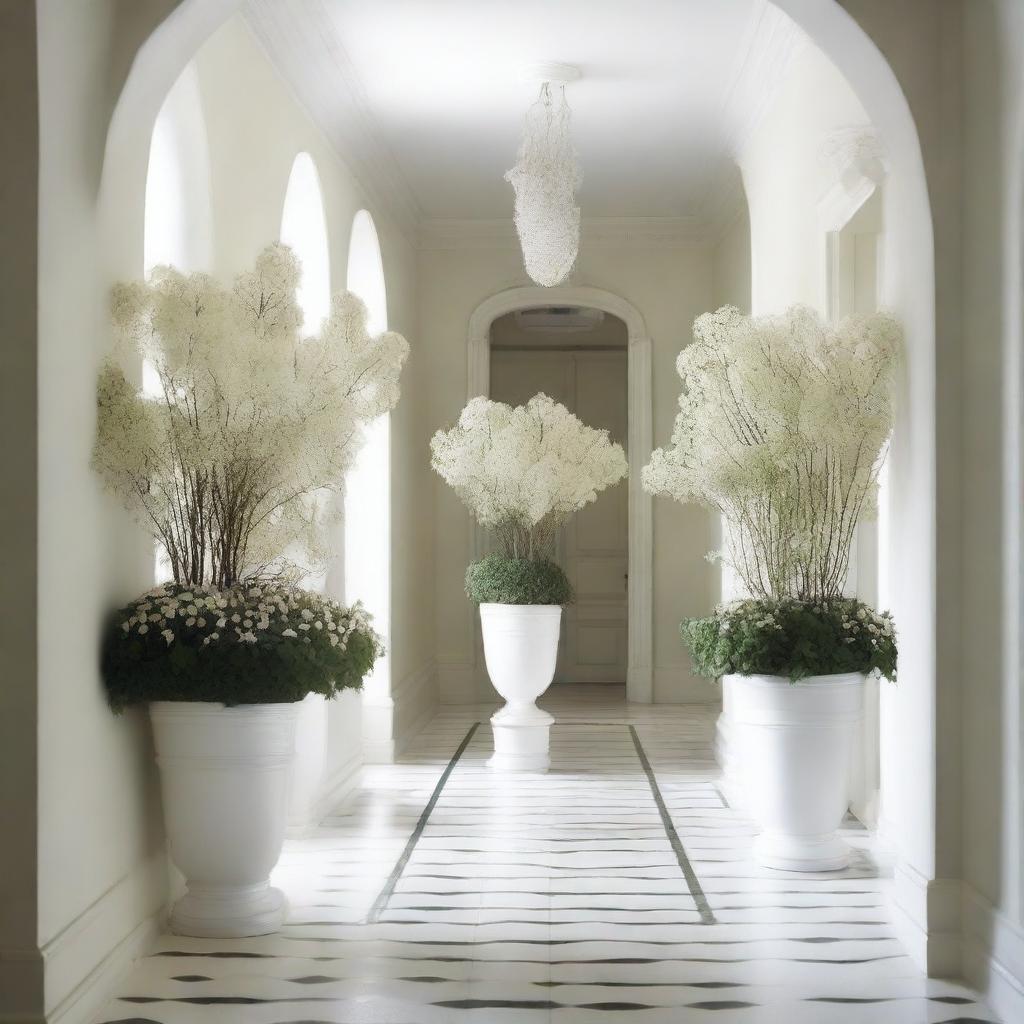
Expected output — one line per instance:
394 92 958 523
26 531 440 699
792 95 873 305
344 209 394 761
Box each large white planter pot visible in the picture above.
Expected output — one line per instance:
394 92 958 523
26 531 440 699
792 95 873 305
729 672 864 871
149 701 299 936
480 603 561 772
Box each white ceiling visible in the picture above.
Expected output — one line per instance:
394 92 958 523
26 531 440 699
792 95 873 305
244 0 801 235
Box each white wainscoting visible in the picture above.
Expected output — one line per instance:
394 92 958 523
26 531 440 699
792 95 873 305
36 853 167 1024
890 861 963 977
963 883 1024 1023
391 659 439 758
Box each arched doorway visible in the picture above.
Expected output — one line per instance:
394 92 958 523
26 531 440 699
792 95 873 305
467 285 653 704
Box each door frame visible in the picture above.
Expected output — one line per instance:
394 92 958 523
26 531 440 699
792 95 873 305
467 285 653 703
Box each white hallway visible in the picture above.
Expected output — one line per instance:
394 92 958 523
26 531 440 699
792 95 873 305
6 2 1024 1023
94 688 995 1024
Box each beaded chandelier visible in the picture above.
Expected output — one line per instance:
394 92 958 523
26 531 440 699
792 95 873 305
505 74 582 287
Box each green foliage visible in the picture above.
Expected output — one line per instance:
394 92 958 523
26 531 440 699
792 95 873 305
465 554 573 606
681 597 897 683
102 582 383 712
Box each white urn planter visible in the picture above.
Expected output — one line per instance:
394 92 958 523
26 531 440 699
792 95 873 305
729 672 864 871
480 603 561 771
149 701 299 937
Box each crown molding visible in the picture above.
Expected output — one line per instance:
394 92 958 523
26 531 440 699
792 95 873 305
243 0 422 242
719 0 807 162
418 216 713 252
677 0 805 245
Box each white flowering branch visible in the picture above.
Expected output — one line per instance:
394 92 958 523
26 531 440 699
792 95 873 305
431 394 628 560
643 305 901 602
93 244 409 587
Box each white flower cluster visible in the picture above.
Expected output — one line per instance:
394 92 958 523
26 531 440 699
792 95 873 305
431 394 628 559
118 581 376 652
643 305 901 601
94 244 409 586
840 604 896 646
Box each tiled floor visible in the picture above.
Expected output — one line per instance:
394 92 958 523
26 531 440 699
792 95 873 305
94 685 998 1023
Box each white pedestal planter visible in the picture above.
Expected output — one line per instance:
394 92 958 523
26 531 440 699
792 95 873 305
479 603 561 771
149 701 299 937
729 672 864 871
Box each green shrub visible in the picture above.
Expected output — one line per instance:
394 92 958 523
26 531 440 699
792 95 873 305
465 554 573 606
681 597 897 682
102 582 383 711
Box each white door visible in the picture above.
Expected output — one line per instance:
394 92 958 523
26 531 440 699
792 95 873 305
490 348 628 684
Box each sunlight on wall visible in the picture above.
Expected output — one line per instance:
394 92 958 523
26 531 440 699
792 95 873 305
280 153 331 332
345 211 391 703
143 62 212 581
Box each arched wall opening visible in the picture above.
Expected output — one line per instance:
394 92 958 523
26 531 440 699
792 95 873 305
143 62 213 279
85 0 945 994
142 59 214 582
345 209 395 762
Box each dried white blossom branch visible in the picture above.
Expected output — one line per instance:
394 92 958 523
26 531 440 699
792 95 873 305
93 243 409 587
643 305 901 602
431 394 627 560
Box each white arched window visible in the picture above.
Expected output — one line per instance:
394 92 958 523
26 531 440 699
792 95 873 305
280 153 331 332
144 63 212 278
345 211 391 722
280 154 332 592
144 61 212 580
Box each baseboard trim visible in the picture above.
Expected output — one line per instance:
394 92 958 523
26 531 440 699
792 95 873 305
305 745 364 825
890 861 961 976
393 659 438 757
653 667 721 704
437 660 478 704
37 854 167 1024
962 883 1024 1023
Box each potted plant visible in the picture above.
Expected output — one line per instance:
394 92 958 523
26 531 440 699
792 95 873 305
431 393 627 770
643 305 901 870
92 243 407 935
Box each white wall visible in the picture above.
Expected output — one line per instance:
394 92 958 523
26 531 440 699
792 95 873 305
421 239 720 705
960 1 1024 1016
711 206 752 313
33 5 173 1021
13 8 435 1022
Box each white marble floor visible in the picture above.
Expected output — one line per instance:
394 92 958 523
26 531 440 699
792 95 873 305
94 685 998 1024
